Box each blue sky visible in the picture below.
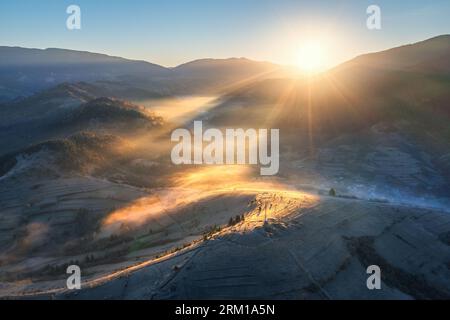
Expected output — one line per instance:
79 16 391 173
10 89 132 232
1 0 449 67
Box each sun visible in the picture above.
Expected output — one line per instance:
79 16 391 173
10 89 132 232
296 41 326 73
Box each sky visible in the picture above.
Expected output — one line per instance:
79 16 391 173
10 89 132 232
1 0 449 68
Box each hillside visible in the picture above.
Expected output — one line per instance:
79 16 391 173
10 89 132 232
340 35 450 74
196 36 450 199
0 47 285 101
0 92 164 156
210 36 450 139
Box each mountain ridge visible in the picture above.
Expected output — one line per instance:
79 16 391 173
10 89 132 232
0 46 284 101
339 34 450 73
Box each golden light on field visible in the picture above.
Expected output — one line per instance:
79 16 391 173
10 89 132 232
100 165 318 235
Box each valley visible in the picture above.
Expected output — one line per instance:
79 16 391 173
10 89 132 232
0 35 450 299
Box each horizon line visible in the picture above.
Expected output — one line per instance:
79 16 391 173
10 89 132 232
1 34 448 70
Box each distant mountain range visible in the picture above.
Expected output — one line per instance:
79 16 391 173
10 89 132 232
0 47 282 102
3 35 448 103
216 35 450 135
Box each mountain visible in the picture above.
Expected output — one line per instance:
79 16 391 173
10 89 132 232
168 57 283 94
199 35 450 197
0 47 284 102
0 47 170 101
0 132 123 177
0 83 96 127
0 47 167 72
61 97 163 128
0 81 174 128
173 57 281 81
0 92 163 156
213 35 450 133
339 35 450 74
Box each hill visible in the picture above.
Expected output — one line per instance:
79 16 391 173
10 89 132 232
0 47 285 101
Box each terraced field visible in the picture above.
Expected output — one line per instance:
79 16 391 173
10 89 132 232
3 189 449 300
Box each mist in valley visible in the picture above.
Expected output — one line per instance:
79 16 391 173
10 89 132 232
1 36 450 299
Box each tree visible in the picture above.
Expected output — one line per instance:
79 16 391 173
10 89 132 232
329 188 336 197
